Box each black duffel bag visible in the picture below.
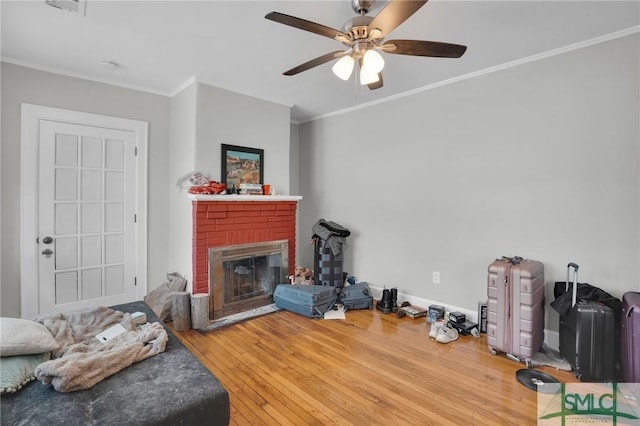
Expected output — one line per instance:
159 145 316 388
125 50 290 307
551 262 621 316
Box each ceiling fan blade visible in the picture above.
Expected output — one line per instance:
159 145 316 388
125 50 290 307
265 11 350 42
383 39 467 58
368 73 383 90
367 0 428 37
283 51 347 76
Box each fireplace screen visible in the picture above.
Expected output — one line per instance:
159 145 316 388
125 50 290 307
209 240 288 319
222 254 281 303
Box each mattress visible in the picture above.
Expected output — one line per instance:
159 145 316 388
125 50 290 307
0 300 230 426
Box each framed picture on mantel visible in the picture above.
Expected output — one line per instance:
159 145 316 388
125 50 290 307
221 144 264 189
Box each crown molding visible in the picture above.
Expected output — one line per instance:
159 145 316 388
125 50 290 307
303 26 640 124
1 56 171 97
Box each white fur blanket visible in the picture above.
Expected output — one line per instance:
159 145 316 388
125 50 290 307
33 307 168 392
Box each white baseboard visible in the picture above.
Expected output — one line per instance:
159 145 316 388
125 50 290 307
367 285 478 323
368 285 560 351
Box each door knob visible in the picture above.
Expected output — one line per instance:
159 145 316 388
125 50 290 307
42 236 53 244
42 249 53 257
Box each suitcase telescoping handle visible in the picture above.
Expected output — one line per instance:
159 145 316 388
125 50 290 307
566 262 579 308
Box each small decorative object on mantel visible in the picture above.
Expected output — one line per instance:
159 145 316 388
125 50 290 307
221 144 264 189
187 180 227 195
238 183 263 195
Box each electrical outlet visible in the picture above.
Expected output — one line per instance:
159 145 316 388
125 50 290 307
433 272 440 285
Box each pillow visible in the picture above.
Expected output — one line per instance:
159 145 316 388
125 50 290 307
0 318 59 356
0 352 50 394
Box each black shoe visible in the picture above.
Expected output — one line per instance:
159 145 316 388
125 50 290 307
376 289 392 314
390 288 398 313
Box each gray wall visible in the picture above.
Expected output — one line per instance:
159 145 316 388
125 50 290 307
167 82 292 284
194 83 291 195
290 124 301 263
298 34 640 331
3 34 637 326
0 62 172 317
0 65 292 317
290 124 300 199
168 82 198 289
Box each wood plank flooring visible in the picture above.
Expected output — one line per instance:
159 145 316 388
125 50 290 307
171 308 577 425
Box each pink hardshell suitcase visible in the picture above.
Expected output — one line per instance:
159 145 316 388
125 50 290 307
487 257 545 364
621 291 640 382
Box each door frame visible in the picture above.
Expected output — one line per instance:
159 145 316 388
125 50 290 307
20 103 148 319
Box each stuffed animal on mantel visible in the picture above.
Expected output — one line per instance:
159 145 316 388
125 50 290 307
289 266 314 285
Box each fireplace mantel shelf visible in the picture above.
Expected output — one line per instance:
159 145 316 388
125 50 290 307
188 194 302 202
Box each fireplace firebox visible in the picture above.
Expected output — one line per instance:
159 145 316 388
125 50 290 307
209 240 288 319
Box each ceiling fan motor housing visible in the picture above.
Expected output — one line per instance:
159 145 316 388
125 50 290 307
341 15 374 43
351 0 374 15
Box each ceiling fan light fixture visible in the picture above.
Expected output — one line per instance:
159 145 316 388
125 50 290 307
266 1 466 91
332 55 355 80
362 49 384 74
360 68 379 85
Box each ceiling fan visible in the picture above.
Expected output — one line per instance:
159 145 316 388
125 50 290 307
265 0 467 90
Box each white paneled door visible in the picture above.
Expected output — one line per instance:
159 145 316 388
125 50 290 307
37 120 137 314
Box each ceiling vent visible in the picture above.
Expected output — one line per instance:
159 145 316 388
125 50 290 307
45 0 86 14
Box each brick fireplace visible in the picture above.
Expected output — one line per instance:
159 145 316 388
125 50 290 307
189 194 302 320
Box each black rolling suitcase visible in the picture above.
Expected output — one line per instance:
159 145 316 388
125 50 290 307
553 263 622 381
560 301 619 381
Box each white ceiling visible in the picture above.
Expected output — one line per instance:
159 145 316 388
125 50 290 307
2 1 639 123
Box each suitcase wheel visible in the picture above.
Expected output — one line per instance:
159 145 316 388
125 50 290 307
489 347 497 356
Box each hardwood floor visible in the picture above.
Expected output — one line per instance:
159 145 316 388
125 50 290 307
172 307 577 425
